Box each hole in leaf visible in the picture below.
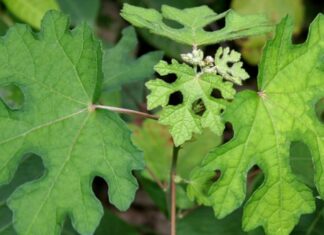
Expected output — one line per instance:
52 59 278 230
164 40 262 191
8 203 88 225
211 169 222 182
210 88 223 99
203 17 225 32
162 18 183 29
292 27 309 44
247 165 264 194
315 98 324 124
168 91 183 106
191 98 206 116
92 176 109 205
290 141 314 187
0 84 24 110
160 73 177 84
219 108 224 114
226 61 234 68
223 122 234 143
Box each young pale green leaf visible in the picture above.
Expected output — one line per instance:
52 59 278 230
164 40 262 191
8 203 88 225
188 14 324 235
0 11 143 235
214 47 249 85
120 3 273 46
146 59 235 146
103 26 163 91
2 0 59 29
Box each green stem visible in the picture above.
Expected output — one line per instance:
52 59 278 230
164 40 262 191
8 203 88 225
306 207 324 235
170 145 180 235
93 104 158 120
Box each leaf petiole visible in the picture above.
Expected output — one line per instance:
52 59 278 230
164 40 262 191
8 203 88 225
93 104 159 120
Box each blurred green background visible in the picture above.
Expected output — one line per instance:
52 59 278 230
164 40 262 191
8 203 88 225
0 0 323 234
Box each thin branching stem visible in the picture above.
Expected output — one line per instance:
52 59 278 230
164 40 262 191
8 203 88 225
146 166 167 191
93 104 158 120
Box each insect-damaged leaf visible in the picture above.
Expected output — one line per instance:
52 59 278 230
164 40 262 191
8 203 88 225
0 11 143 235
188 14 324 235
121 3 273 46
146 59 235 146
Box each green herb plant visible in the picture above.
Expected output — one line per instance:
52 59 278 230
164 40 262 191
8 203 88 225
0 2 323 235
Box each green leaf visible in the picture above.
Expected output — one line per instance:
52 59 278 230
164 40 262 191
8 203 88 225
0 155 43 234
231 0 305 65
0 155 139 235
103 26 163 91
94 210 139 235
56 0 100 26
2 0 59 29
290 142 314 188
121 3 273 46
0 11 143 235
188 14 324 235
119 0 192 59
214 47 249 85
146 59 235 146
138 29 191 60
177 207 246 235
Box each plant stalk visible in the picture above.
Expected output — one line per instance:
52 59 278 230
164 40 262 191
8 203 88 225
170 145 180 235
93 104 158 120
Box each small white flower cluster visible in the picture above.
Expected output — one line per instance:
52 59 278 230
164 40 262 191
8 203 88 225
181 48 214 70
181 47 249 85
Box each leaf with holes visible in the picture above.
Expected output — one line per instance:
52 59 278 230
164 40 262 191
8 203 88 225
0 11 143 235
214 47 249 85
146 59 235 146
188 14 324 235
120 3 274 46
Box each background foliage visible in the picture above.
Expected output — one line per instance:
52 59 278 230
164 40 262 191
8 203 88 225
0 0 323 235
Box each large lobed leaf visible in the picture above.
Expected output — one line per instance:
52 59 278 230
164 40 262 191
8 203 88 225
0 11 143 235
121 3 273 46
188 14 324 235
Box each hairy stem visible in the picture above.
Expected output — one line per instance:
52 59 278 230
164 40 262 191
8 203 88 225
93 104 158 120
170 145 180 235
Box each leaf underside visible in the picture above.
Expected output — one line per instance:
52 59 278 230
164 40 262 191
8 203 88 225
121 3 273 46
188 14 324 235
0 11 143 235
